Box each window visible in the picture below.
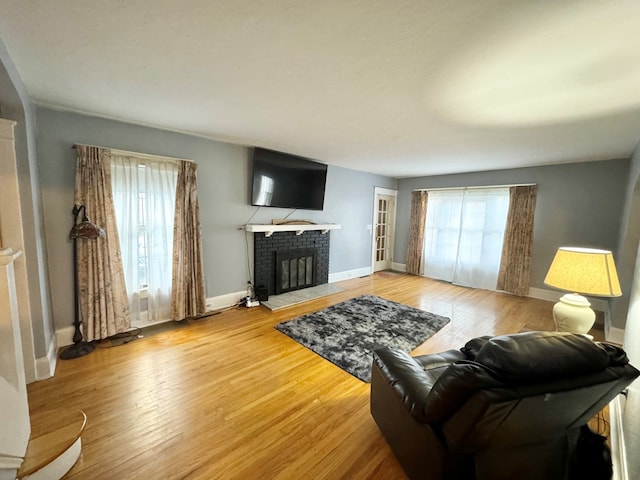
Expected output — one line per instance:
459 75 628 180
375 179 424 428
422 188 510 290
111 155 178 325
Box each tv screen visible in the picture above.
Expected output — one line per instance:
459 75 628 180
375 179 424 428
251 148 328 211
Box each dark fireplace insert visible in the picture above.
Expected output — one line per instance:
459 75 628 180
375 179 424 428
275 248 316 294
253 230 331 298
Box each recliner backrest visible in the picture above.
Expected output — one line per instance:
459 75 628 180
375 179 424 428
473 331 611 382
422 331 639 452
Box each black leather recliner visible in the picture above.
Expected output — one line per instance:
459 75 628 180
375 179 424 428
370 331 639 480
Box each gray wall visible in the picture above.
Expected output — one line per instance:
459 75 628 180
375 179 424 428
616 139 640 480
395 160 630 325
35 107 396 332
612 141 640 333
615 138 640 356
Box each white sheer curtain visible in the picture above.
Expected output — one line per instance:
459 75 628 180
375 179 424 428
111 154 179 325
422 188 510 290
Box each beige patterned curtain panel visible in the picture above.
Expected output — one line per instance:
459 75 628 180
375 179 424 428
171 160 206 320
406 190 428 275
497 185 538 296
74 145 131 341
74 145 207 342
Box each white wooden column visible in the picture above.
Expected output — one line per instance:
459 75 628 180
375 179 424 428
0 247 29 480
0 118 37 383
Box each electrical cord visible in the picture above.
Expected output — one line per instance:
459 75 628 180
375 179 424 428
282 209 297 221
241 206 261 288
244 229 253 288
593 409 610 438
96 327 143 348
241 206 307 302
200 301 245 314
243 206 261 225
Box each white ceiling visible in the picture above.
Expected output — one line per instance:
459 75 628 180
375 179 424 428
1 0 639 178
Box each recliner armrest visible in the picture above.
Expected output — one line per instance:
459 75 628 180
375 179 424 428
422 360 504 423
373 348 436 423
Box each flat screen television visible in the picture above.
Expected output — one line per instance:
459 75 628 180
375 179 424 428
251 147 328 211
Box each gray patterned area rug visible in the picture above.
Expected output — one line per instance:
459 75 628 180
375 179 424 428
275 294 451 382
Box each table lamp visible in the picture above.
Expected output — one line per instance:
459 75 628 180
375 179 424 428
543 247 621 334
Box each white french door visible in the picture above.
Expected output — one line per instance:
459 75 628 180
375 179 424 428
422 188 509 290
372 188 397 272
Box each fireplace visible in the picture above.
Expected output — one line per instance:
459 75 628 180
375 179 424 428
275 248 316 294
253 230 331 297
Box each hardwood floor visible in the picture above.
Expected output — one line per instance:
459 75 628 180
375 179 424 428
28 273 599 479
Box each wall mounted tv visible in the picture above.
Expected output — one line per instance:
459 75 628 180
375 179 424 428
251 147 328 211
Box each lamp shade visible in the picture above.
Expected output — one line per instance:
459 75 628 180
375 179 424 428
69 219 105 239
69 205 105 240
543 247 621 297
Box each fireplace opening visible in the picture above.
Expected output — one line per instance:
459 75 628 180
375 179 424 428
253 230 330 297
275 248 317 294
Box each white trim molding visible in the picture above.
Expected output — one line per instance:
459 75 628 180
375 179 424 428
374 187 398 196
0 455 23 473
391 262 407 272
526 286 609 312
383 273 623 336
21 438 82 480
607 327 626 345
329 267 373 283
53 291 244 364
372 187 398 273
35 336 58 381
55 326 75 350
610 393 628 480
528 287 625 342
244 223 340 237
206 290 247 312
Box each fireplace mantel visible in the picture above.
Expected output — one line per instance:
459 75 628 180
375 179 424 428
245 223 340 238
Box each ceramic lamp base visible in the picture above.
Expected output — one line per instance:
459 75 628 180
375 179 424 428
552 293 596 334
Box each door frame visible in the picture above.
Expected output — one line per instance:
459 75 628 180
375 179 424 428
371 187 398 273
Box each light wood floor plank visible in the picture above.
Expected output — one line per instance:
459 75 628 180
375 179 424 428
27 273 603 479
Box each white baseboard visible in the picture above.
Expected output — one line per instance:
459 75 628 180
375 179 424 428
55 291 246 348
378 273 608 310
379 276 623 339
610 393 628 480
607 327 626 345
528 287 625 342
526 286 561 303
328 267 373 283
206 290 246 311
527 286 608 311
34 336 58 381
0 468 19 480
55 325 75 349
391 262 406 272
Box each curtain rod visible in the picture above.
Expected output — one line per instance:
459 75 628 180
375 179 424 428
413 183 536 192
72 144 194 164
